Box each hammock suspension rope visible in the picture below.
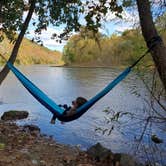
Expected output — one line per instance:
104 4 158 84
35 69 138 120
0 36 162 122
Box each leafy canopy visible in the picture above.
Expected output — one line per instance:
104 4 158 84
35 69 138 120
0 0 126 43
0 0 25 42
1 0 165 43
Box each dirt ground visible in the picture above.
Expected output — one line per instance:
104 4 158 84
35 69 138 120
0 121 115 166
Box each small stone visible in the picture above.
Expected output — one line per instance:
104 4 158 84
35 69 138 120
115 153 142 166
20 148 29 154
87 143 112 161
1 110 29 121
40 160 47 166
78 164 93 166
11 156 17 160
23 124 40 133
32 159 38 165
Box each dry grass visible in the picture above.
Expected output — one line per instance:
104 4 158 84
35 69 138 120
0 35 64 65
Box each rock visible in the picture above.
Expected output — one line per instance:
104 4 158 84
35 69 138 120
1 110 29 121
40 160 46 165
87 143 113 162
19 148 29 154
114 153 143 166
32 159 38 165
151 134 163 144
78 164 93 166
23 124 40 133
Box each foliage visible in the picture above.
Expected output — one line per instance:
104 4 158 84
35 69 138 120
96 67 166 165
1 1 165 54
62 29 149 66
0 34 62 65
0 0 126 44
155 12 166 31
1 0 165 43
0 0 25 42
63 11 166 67
1 1 165 66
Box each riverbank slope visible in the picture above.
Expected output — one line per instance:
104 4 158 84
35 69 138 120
0 120 142 166
0 34 63 66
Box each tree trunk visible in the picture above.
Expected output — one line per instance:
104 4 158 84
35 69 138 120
0 1 3 23
136 0 166 90
0 0 36 85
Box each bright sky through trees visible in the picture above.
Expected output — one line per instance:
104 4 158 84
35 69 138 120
25 9 136 52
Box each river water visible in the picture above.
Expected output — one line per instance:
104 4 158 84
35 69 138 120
0 66 165 162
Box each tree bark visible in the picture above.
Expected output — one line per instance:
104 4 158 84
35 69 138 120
0 1 3 23
0 0 36 85
136 0 166 90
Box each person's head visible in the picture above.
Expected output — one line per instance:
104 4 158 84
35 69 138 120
72 97 87 109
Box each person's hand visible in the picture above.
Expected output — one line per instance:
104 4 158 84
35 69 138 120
50 119 56 124
61 121 65 125
63 104 68 109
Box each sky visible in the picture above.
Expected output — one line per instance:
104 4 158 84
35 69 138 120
25 10 137 53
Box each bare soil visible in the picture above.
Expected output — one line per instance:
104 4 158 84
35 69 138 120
0 121 114 166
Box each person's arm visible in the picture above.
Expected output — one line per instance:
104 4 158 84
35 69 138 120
50 114 57 124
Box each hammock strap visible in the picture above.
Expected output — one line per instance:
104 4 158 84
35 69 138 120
130 35 162 69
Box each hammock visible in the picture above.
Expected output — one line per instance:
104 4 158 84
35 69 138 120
1 49 149 122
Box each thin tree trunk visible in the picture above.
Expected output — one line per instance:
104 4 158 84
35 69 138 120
0 0 36 85
0 2 2 22
136 0 166 90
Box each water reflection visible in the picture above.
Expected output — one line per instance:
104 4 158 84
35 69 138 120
0 66 165 155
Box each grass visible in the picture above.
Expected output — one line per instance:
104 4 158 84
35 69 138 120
0 34 64 65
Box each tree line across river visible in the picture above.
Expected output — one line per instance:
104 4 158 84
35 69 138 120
63 13 166 67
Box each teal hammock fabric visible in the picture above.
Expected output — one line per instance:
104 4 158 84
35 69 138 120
1 35 161 122
6 61 131 122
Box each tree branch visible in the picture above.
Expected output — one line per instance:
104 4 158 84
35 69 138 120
0 0 36 85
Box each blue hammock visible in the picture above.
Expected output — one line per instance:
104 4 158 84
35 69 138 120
2 46 148 122
1 35 160 122
6 61 131 122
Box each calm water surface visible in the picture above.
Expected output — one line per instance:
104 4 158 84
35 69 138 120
0 66 165 157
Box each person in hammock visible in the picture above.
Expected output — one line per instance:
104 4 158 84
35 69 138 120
50 97 87 124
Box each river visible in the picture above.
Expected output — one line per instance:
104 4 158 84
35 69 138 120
0 65 165 163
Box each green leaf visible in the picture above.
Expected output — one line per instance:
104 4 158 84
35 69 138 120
0 143 5 150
